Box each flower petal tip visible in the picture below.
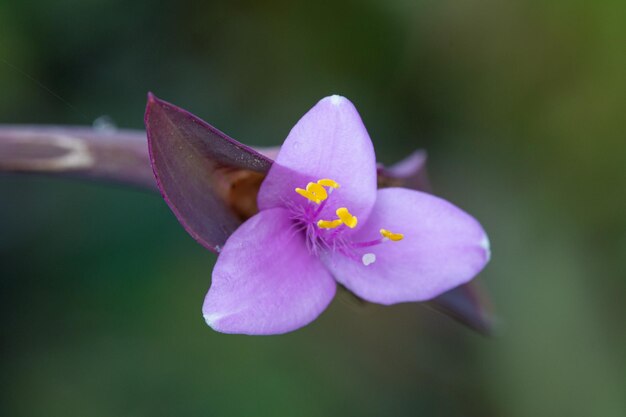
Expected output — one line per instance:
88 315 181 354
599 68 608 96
480 234 491 262
203 312 225 329
327 95 347 106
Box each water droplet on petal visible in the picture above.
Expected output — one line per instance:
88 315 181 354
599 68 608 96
362 253 376 266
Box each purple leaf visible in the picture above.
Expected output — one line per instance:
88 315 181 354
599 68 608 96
145 93 272 252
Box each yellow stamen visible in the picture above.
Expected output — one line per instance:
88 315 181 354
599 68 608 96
306 182 328 200
317 219 343 229
317 179 340 189
336 207 358 229
380 229 404 241
295 188 320 204
295 182 328 204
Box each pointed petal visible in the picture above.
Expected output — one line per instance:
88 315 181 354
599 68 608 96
323 188 490 305
378 152 492 333
258 95 377 223
203 208 336 335
145 93 273 252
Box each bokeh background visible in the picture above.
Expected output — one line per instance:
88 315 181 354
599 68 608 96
1 1 625 416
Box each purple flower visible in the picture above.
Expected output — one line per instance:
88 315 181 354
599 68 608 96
202 95 490 335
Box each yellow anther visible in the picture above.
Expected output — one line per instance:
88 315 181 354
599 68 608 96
307 182 328 200
336 207 358 229
380 229 404 241
317 219 343 229
317 178 340 189
295 182 328 204
295 188 320 204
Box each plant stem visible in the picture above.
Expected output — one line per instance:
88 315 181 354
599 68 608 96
0 125 156 189
0 125 281 191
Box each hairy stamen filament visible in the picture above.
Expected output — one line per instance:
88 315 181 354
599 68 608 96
351 228 404 250
313 192 330 216
351 238 385 248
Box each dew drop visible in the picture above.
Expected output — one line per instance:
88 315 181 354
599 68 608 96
92 115 117 133
362 253 376 266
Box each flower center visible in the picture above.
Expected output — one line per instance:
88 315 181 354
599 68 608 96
293 178 403 266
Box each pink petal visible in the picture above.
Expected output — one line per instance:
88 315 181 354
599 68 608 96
322 188 490 305
258 95 377 224
202 208 336 335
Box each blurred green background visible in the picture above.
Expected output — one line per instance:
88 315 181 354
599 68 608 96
1 1 625 416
